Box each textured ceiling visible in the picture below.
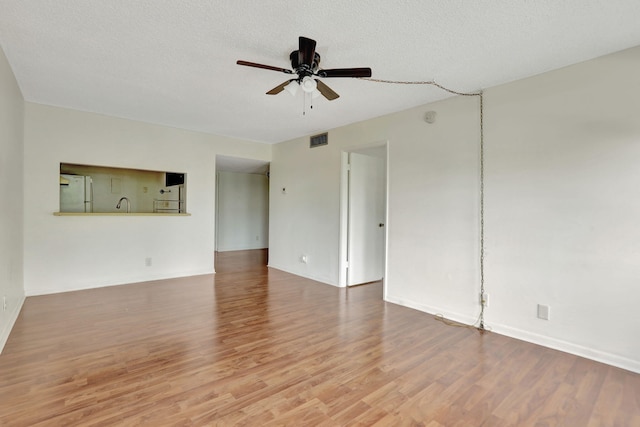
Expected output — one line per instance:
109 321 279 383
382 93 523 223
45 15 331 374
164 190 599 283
1 1 640 144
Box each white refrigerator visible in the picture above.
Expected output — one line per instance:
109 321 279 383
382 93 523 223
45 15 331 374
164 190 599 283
60 174 93 212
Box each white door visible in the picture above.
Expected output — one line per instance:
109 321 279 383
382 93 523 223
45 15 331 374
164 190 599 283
347 152 386 286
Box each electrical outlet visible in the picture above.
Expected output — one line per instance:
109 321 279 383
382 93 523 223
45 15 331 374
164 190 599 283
537 304 550 320
481 292 489 307
145 257 152 267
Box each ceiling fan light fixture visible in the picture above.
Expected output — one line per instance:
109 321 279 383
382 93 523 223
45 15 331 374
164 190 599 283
301 76 317 93
284 80 299 96
236 36 371 102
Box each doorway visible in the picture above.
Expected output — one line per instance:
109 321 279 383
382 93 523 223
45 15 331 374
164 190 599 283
340 143 388 288
215 155 270 269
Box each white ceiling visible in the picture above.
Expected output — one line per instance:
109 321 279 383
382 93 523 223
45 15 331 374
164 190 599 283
1 1 640 144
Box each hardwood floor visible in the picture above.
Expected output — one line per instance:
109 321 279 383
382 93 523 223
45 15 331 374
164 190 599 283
1 249 638 426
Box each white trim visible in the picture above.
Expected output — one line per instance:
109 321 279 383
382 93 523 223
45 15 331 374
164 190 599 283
385 294 640 374
385 294 479 326
216 244 268 252
339 140 389 288
267 264 341 288
489 322 640 374
0 295 25 354
25 270 214 296
338 152 350 287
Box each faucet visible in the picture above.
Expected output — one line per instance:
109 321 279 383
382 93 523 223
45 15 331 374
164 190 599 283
116 197 131 213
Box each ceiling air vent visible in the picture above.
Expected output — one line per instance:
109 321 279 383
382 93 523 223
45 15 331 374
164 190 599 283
310 132 328 148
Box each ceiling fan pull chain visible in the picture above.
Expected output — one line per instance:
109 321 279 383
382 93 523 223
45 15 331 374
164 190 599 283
302 93 306 116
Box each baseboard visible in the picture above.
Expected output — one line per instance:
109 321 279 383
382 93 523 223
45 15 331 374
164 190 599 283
266 264 340 287
489 322 640 374
384 294 640 374
217 245 268 252
0 294 25 354
25 269 215 296
384 294 479 326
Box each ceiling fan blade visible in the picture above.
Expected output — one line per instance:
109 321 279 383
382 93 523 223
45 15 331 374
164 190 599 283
316 79 340 101
317 67 372 78
237 60 293 74
266 79 295 95
298 36 317 68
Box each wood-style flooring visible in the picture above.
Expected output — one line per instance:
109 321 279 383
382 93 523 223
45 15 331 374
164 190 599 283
1 249 638 426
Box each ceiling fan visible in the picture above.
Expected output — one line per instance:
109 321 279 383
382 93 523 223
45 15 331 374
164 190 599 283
237 36 372 101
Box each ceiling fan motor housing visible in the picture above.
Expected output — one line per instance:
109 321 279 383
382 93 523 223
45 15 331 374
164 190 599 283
290 50 320 77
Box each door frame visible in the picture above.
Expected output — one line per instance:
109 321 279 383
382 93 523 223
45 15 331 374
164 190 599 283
339 140 389 291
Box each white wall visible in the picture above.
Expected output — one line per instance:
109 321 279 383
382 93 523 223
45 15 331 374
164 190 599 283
269 131 350 284
216 171 269 251
484 46 640 372
269 96 478 289
0 46 25 351
23 103 270 295
269 46 640 372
